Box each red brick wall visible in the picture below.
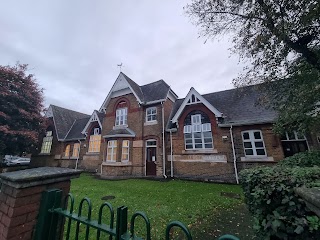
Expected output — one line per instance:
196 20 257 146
169 102 285 181
0 180 71 240
99 94 174 177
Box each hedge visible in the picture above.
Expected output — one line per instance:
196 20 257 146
278 151 320 168
240 165 320 239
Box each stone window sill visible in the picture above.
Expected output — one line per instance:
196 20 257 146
86 152 100 155
102 162 132 166
113 125 128 130
144 120 158 126
240 156 274 162
181 149 218 154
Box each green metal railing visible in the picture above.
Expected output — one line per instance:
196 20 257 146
34 189 239 240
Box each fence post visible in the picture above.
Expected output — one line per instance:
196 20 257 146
33 189 62 240
116 206 128 240
0 167 81 240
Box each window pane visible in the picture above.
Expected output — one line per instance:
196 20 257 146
245 149 254 155
296 132 305 140
186 139 192 144
194 132 201 138
203 132 211 138
123 140 129 147
287 132 295 140
205 143 213 149
186 144 193 149
244 142 252 148
256 149 266 155
255 141 264 148
195 138 202 143
254 131 261 139
204 138 212 143
243 132 249 140
146 140 156 146
195 144 202 149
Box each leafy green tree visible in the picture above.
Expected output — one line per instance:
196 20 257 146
0 63 46 156
185 0 320 133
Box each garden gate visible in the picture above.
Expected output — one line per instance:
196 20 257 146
33 189 239 240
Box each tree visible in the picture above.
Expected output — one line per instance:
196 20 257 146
185 0 320 133
0 63 46 156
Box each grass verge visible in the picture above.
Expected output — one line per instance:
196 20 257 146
67 173 254 239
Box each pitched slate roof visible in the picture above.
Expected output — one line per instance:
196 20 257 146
103 128 136 138
121 72 172 104
167 84 277 129
121 73 144 101
50 105 90 140
97 111 105 124
140 80 171 102
64 117 90 141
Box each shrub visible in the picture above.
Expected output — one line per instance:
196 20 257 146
240 166 320 239
278 151 320 168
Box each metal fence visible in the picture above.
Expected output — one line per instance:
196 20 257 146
34 189 239 240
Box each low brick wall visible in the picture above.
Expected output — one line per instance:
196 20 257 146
171 161 237 183
0 167 81 240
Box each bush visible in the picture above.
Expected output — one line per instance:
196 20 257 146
278 151 320 168
240 166 320 239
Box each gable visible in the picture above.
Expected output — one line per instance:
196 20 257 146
81 111 103 134
99 73 143 112
171 88 222 123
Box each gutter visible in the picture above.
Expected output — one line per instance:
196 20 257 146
162 102 167 178
141 98 167 106
218 120 275 127
230 125 239 184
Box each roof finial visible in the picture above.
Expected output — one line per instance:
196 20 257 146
117 63 123 72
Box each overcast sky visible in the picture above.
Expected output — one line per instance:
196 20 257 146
0 0 244 114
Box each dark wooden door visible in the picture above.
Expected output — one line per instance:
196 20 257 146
146 147 156 176
281 140 308 158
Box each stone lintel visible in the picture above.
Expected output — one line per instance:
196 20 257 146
0 167 82 189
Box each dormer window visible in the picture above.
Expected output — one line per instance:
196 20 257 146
116 108 128 126
146 107 157 122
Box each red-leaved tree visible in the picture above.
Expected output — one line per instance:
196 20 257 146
0 63 46 156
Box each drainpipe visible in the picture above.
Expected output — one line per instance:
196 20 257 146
170 129 173 178
75 139 81 170
230 125 239 184
100 138 106 175
162 102 167 178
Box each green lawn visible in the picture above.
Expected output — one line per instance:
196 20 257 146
68 173 255 239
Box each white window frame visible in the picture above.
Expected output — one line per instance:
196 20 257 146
184 114 213 150
93 128 100 135
115 108 128 126
242 130 267 157
121 140 130 162
146 107 157 122
106 140 117 162
40 131 53 154
282 131 306 141
191 114 201 125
